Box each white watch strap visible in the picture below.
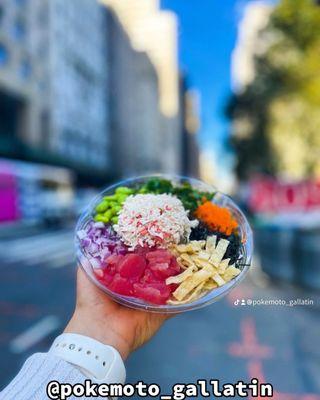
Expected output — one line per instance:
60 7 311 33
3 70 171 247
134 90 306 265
49 333 126 384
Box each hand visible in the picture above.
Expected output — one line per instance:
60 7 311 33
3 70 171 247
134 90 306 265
64 268 171 360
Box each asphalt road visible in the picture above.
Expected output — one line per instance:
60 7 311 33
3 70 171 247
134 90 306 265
0 225 320 399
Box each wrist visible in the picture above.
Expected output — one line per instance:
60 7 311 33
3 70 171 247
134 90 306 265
50 333 126 383
64 308 131 360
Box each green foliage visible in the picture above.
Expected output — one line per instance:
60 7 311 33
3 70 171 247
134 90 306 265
228 0 320 181
271 0 320 50
141 178 174 194
140 178 215 212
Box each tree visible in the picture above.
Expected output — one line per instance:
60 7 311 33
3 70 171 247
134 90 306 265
227 0 320 181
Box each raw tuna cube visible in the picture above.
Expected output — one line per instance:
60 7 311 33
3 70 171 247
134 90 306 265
145 249 172 263
118 254 146 279
105 254 124 265
140 268 161 284
98 273 113 287
169 257 181 274
146 282 171 294
108 273 133 296
149 258 181 279
104 254 124 275
94 268 104 278
149 262 172 279
133 282 171 305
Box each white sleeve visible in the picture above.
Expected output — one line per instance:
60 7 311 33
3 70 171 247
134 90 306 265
0 353 109 400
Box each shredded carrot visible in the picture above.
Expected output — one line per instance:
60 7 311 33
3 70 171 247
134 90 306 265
194 202 238 236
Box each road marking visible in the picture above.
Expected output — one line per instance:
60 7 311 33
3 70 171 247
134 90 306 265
45 248 75 268
247 359 320 400
3 234 72 256
227 317 320 400
0 231 72 256
228 317 273 359
0 232 74 268
10 315 60 354
0 230 71 253
23 246 74 268
48 256 75 269
0 229 74 268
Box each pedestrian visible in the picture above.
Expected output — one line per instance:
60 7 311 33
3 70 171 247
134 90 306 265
0 268 169 400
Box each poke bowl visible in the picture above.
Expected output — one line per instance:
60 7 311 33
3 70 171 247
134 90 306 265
75 175 253 313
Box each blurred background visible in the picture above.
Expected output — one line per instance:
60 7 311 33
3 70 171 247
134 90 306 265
0 0 320 398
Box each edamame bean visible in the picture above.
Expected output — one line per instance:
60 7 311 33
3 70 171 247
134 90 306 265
95 201 109 213
103 195 118 201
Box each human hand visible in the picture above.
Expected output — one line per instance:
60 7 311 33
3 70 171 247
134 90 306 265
64 268 171 360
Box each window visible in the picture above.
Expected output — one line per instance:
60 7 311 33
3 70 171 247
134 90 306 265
0 43 9 66
38 43 47 58
41 110 50 147
38 80 47 93
19 59 31 79
13 18 26 40
0 6 4 23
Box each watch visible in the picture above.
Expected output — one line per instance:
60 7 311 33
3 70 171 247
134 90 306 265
49 333 126 384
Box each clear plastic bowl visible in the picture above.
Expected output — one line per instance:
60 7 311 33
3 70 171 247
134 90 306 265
75 175 253 313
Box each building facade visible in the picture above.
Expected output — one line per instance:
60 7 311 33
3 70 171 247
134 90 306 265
179 77 200 178
49 0 109 170
102 0 182 176
0 0 110 174
0 0 196 183
107 11 162 177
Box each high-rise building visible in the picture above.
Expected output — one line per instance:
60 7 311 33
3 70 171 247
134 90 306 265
101 0 179 118
49 0 109 170
0 0 110 174
0 0 188 181
179 78 200 178
231 1 272 93
101 0 181 175
107 11 162 177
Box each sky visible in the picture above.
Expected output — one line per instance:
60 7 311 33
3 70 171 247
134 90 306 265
161 0 244 176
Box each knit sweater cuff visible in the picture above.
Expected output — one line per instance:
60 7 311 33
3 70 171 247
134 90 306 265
0 352 99 400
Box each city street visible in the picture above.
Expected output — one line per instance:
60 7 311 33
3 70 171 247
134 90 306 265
0 226 320 399
0 0 319 399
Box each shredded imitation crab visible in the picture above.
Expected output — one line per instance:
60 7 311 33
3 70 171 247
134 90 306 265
114 193 198 250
